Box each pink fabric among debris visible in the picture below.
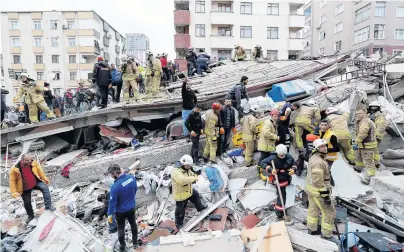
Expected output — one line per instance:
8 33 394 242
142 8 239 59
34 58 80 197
99 125 134 145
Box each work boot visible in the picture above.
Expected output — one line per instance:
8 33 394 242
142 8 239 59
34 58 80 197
308 229 321 235
26 215 35 223
45 206 56 212
360 176 370 185
321 236 340 245
353 166 362 173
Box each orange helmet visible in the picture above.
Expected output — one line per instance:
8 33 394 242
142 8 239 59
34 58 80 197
270 109 279 116
306 133 320 142
212 102 222 110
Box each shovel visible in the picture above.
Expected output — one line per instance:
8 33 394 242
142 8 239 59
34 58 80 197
271 160 291 223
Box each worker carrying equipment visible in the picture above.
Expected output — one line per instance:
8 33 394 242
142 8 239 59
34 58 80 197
13 73 56 123
368 101 386 168
242 105 259 166
305 139 336 241
259 144 296 220
203 104 222 163
294 100 321 150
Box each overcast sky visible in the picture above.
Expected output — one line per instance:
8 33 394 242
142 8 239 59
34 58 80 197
0 0 176 58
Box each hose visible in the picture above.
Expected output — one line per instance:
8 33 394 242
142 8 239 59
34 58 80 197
339 232 358 252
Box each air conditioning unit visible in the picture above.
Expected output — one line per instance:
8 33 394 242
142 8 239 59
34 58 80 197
107 34 112 39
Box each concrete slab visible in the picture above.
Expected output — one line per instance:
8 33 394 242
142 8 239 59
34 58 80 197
386 63 404 79
240 214 261 229
228 178 247 203
45 149 89 169
371 175 404 220
286 226 338 252
237 180 277 211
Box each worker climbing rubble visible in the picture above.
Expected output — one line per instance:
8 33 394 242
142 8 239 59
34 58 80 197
305 139 338 244
293 100 321 151
186 47 197 77
257 109 279 164
368 101 387 168
260 144 296 220
171 155 206 230
278 101 292 152
13 73 56 123
226 75 249 118
233 45 247 61
145 51 162 96
353 108 378 185
121 55 139 102
252 44 263 61
203 102 223 164
242 105 259 167
185 104 204 164
325 107 355 165
318 119 340 186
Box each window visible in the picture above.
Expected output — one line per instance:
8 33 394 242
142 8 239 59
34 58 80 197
320 47 325 54
195 24 205 37
11 37 20 47
245 49 252 60
52 55 60 63
195 1 205 13
354 26 370 44
50 20 58 30
13 55 21 64
319 31 326 40
355 4 370 24
268 3 279 15
51 37 58 47
335 22 343 33
320 0 327 8
267 27 279 39
53 72 60 80
37 72 44 80
395 29 404 40
33 21 41 30
34 37 42 47
375 2 386 17
374 24 385 39
218 3 232 12
304 6 312 17
304 21 311 33
68 38 76 47
320 14 327 24
361 48 369 57
218 27 232 36
267 50 278 60
373 47 384 54
36 55 43 64
53 88 61 95
10 21 19 29
397 6 404 17
67 21 75 29
241 2 252 14
240 26 252 38
335 3 344 15
393 50 404 58
218 50 232 60
70 72 77 80
334 41 342 51
69 55 76 63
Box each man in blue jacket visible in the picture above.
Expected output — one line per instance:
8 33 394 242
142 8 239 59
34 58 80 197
111 64 123 102
107 164 138 251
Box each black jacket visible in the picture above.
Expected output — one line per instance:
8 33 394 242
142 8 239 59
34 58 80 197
186 51 197 63
182 82 197 110
226 83 249 108
1 89 9 111
260 153 296 184
93 61 112 87
185 111 204 133
319 132 340 153
43 89 54 106
220 106 236 129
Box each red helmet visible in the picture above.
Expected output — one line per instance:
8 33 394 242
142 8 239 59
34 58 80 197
97 56 104 62
212 103 222 110
270 109 279 116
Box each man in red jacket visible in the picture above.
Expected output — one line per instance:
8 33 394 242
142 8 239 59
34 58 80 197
160 53 170 82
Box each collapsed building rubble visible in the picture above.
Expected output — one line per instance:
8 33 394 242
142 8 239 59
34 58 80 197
1 55 404 252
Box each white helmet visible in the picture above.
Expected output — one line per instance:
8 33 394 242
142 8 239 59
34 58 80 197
313 139 327 149
326 107 338 115
180 155 193 166
20 73 29 78
275 144 287 156
121 55 128 61
250 105 260 113
306 99 317 106
369 101 381 108
146 51 153 55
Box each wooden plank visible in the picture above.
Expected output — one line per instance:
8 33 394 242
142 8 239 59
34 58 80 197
286 227 338 252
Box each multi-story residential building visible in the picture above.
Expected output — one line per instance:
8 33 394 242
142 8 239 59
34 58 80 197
1 10 126 104
303 0 404 57
126 33 150 65
173 0 306 68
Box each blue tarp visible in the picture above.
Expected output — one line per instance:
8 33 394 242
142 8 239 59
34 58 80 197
204 166 224 192
267 79 312 102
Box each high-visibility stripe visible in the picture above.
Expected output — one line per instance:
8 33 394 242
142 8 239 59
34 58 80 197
374 153 380 161
326 153 338 161
363 141 377 148
312 197 334 231
307 215 318 224
355 161 364 166
321 220 334 231
305 184 327 196
279 181 289 187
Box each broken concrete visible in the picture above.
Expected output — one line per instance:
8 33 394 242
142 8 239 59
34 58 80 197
371 175 404 220
286 226 338 252
228 178 247 203
44 149 89 170
237 180 277 212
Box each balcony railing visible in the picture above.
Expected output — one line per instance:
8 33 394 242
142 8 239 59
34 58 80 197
174 10 190 25
174 34 190 49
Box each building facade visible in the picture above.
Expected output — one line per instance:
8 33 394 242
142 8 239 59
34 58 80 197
303 0 404 57
173 0 306 65
126 33 150 65
1 10 126 104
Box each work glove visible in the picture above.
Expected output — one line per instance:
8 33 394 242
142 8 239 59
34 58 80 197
200 129 204 135
108 84 112 88
232 128 237 134
279 116 286 121
271 169 277 175
108 215 113 224
11 192 20 198
190 131 197 137
219 127 225 135
288 169 295 176
352 144 359 151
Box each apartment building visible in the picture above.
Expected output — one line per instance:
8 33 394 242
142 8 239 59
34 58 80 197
303 0 404 57
1 10 126 104
173 0 306 66
126 33 150 65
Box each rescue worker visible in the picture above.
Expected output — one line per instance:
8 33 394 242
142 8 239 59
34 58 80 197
92 58 112 109
121 56 138 102
182 78 197 138
353 108 378 185
233 45 246 61
13 73 56 123
368 101 386 168
136 63 146 93
252 45 263 61
145 51 162 95
111 63 123 102
186 47 197 77
325 107 355 165
242 105 259 166
196 49 210 75
226 76 249 118
203 103 223 164
278 102 292 152
219 98 237 154
257 109 279 164
294 99 321 150
318 119 340 186
185 104 204 164
305 139 337 243
260 144 296 220
171 155 206 229
296 133 319 176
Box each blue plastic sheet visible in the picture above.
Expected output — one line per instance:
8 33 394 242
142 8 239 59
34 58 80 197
204 166 224 192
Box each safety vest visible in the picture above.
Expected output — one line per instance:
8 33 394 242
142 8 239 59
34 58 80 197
257 118 277 152
320 130 338 161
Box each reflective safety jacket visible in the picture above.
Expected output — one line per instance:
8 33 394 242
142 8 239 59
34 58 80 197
145 58 162 76
171 167 198 201
122 62 138 81
306 152 331 197
242 114 257 143
233 46 246 60
204 109 219 137
15 81 45 105
355 117 377 149
319 129 338 161
257 118 278 152
295 105 321 127
327 112 351 140
371 111 387 142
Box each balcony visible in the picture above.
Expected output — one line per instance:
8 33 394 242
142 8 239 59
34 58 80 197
8 13 19 19
288 38 304 51
210 12 234 25
79 29 99 38
79 46 100 55
64 30 77 36
174 34 190 49
67 63 78 70
80 63 94 70
32 29 43 36
10 47 21 54
289 15 305 28
103 36 110 47
33 64 45 70
115 45 120 54
67 47 77 53
174 10 190 25
9 29 20 36
32 47 44 53
11 64 22 70
31 12 42 20
210 36 234 49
